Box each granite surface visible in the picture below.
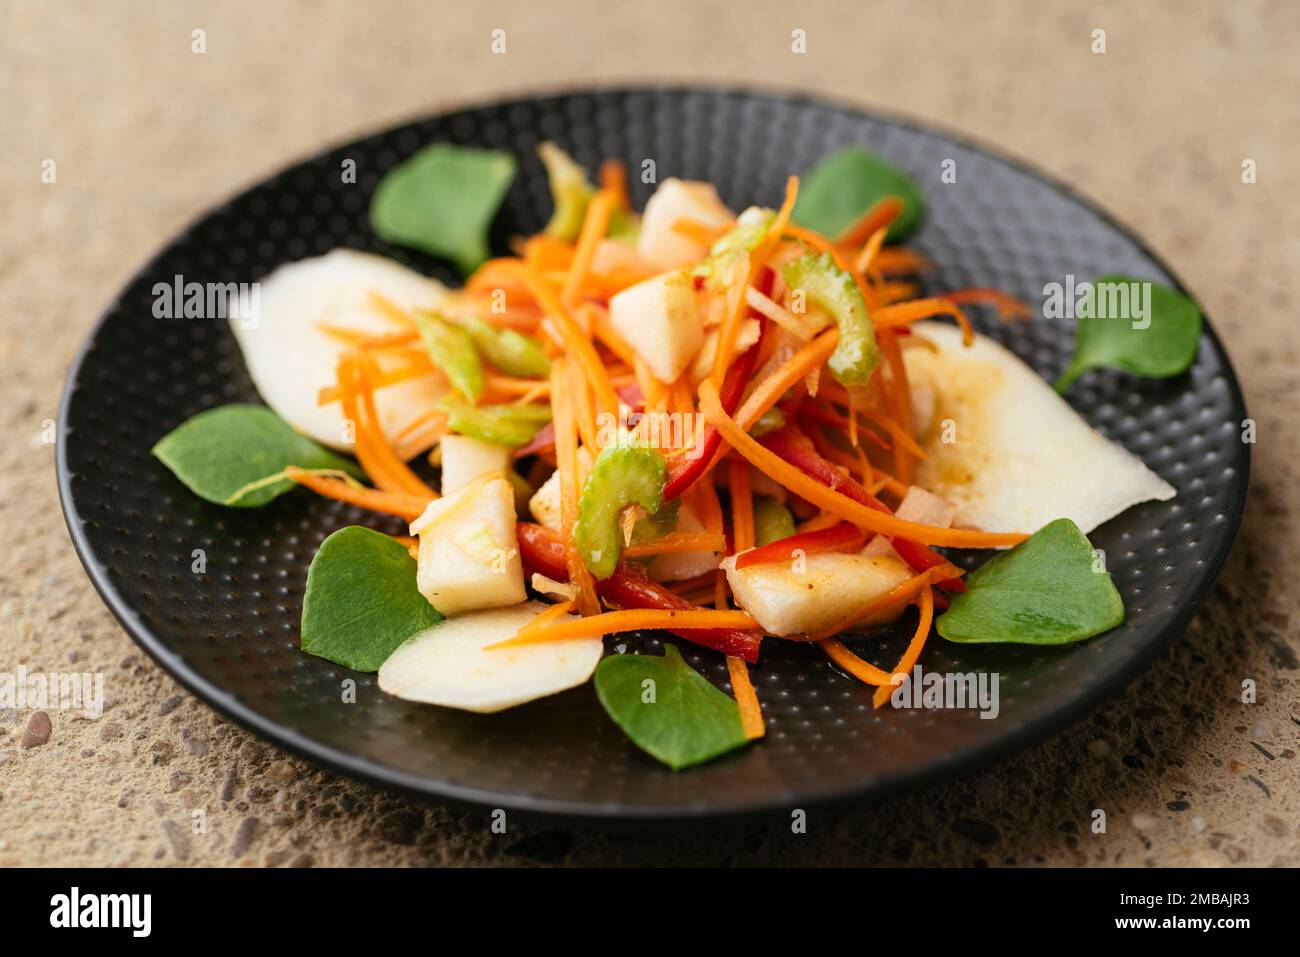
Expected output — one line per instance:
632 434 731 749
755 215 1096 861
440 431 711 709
2 0 1297 866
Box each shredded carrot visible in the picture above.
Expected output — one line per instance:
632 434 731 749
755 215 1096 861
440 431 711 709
672 217 732 245
872 585 935 708
488 608 760 648
550 357 600 617
872 297 974 345
698 379 1025 549
532 598 577 630
872 248 932 276
623 532 726 557
599 159 629 210
283 467 430 521
817 638 893 686
877 331 915 485
942 287 1033 321
727 656 766 739
563 189 617 304
728 459 755 552
836 196 906 248
350 353 438 498
852 226 889 276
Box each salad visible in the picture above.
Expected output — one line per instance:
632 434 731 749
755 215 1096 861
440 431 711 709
152 141 1198 770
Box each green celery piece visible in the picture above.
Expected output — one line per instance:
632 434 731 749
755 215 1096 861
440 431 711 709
753 497 796 546
938 518 1124 645
415 311 484 402
300 526 441 672
451 313 550 378
152 404 362 507
440 396 552 447
370 144 516 274
573 436 669 580
782 252 879 385
538 142 595 241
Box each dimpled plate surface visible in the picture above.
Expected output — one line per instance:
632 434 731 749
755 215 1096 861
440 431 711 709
58 89 1249 821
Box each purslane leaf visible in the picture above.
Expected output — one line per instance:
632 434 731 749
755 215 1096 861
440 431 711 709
594 644 748 770
1055 276 1202 392
370 144 517 275
301 526 442 672
152 404 362 507
793 147 925 243
937 518 1124 645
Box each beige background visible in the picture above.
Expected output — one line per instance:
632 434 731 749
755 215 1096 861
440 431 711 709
2 0 1297 866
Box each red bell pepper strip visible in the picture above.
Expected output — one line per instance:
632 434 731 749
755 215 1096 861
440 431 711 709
515 523 763 662
662 268 774 500
733 522 867 570
758 424 965 591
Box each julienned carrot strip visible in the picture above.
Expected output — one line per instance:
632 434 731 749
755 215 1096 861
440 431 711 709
727 655 766 739
710 258 762 387
698 379 1026 549
872 585 935 708
941 287 1032 321
728 459 755 553
551 358 600 617
623 533 726 557
511 262 619 420
283 467 430 521
351 353 437 498
734 328 840 432
852 226 889 276
817 638 893 686
872 297 974 345
872 248 931 276
532 598 577 630
757 176 799 261
487 608 761 648
563 188 617 304
836 196 905 247
337 358 408 494
672 217 732 244
599 159 629 210
876 331 915 485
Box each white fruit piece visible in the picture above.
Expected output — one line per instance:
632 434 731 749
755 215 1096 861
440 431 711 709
636 178 735 270
378 601 604 713
904 322 1176 534
528 447 594 531
861 486 958 562
646 504 719 582
439 433 512 496
609 269 705 384
410 476 525 616
722 552 914 637
230 249 447 451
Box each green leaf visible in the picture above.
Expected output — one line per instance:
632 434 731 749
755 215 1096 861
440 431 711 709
370 144 517 275
1055 276 1202 392
793 147 925 243
152 404 362 507
937 518 1124 645
440 396 552 447
594 644 748 770
301 526 442 672
415 311 485 402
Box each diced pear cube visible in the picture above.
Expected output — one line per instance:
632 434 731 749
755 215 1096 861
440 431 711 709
609 269 705 384
410 476 525 616
722 552 913 637
440 433 512 496
647 504 719 582
637 178 735 269
528 447 594 531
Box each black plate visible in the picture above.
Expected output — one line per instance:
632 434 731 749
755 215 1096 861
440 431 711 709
58 88 1249 821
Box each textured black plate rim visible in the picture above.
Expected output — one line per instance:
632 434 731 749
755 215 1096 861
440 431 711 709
57 84 1250 824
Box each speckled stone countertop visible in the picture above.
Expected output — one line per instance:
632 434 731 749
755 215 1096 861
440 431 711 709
2 0 1296 866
